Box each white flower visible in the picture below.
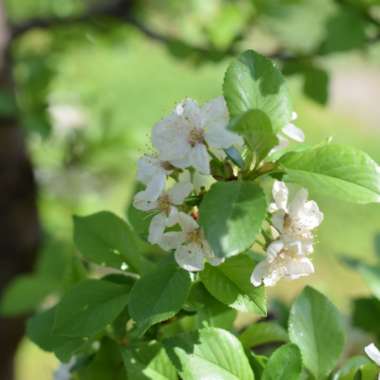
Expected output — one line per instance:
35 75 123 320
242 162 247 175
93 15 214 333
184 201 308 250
178 169 215 194
269 181 323 255
133 182 192 245
251 240 314 287
152 97 243 175
136 155 173 200
271 112 305 154
49 103 86 136
53 358 75 380
158 212 224 272
365 343 380 379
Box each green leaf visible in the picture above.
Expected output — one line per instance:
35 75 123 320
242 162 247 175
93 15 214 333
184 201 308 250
199 181 267 258
303 66 330 105
166 327 254 380
279 144 380 204
341 256 380 299
26 307 86 362
121 341 177 380
77 338 126 380
289 286 345 379
54 279 130 338
223 49 292 132
352 297 380 339
229 110 278 162
239 321 288 349
332 356 371 380
321 8 367 54
262 344 302 380
73 211 152 274
247 353 268 380
0 275 57 316
200 255 266 314
128 259 192 334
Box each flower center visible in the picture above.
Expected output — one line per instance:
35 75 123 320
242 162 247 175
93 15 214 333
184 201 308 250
188 128 204 147
158 194 171 214
160 161 173 171
187 228 202 244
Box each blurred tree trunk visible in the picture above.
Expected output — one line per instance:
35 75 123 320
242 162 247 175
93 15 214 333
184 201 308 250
0 2 40 380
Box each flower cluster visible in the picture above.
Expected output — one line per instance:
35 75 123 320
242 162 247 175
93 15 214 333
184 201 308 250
251 181 324 287
133 96 242 271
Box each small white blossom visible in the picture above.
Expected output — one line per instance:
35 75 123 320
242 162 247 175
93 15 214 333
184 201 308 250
158 212 224 272
152 97 243 175
270 181 323 255
53 358 75 380
251 240 314 287
136 155 173 200
133 182 192 245
365 343 380 379
271 112 305 154
178 170 215 194
49 103 87 137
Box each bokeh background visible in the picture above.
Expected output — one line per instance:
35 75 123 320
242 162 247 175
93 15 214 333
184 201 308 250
0 0 379 379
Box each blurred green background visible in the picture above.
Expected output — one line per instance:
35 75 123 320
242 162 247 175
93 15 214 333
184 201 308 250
0 0 380 378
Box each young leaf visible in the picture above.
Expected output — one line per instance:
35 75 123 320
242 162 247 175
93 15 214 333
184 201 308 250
279 144 380 204
223 49 293 132
199 181 267 258
239 321 288 349
121 341 177 380
332 356 371 380
77 338 126 380
166 327 254 380
289 286 345 379
128 260 192 334
262 344 302 380
229 110 278 163
26 307 86 362
54 279 130 338
73 211 153 274
200 255 266 315
0 275 57 316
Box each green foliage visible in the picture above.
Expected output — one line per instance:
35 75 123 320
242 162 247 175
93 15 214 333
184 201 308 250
200 255 266 314
73 211 153 274
199 181 267 258
239 321 288 349
128 259 192 335
229 110 278 163
166 327 255 380
54 279 130 338
262 343 302 380
223 50 293 132
121 341 177 380
289 286 345 379
280 144 380 204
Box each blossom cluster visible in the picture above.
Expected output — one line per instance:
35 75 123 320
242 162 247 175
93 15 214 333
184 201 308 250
133 95 322 286
133 96 241 272
251 181 323 287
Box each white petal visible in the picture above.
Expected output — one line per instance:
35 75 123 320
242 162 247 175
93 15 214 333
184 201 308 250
158 231 186 251
148 213 167 244
272 181 289 211
168 182 193 205
297 200 324 230
177 212 199 234
267 240 284 261
170 154 192 170
133 191 158 211
285 257 314 280
190 144 210 174
291 112 298 121
272 210 285 233
270 134 290 155
152 112 191 162
289 188 309 217
176 98 202 127
142 172 167 201
175 243 205 272
365 343 380 366
251 260 271 287
282 123 305 143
